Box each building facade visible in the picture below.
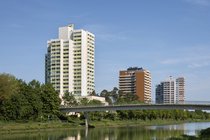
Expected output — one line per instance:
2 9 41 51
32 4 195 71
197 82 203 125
45 24 95 98
176 77 185 103
119 67 151 103
155 77 185 104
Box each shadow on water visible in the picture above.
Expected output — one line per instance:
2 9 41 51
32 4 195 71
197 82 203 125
1 122 210 140
0 127 183 140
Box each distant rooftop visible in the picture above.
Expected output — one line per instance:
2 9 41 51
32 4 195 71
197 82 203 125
127 67 143 71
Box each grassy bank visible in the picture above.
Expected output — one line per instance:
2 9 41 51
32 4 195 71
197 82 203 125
1 119 210 134
91 119 210 128
0 121 83 134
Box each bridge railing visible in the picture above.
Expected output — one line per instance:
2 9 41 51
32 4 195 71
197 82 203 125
60 101 210 108
153 101 210 105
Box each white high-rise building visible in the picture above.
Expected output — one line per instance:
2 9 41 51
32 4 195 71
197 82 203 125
156 76 185 104
45 24 95 98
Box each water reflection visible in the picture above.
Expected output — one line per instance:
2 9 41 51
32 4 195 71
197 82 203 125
183 122 210 136
1 122 210 140
63 132 81 140
146 122 210 136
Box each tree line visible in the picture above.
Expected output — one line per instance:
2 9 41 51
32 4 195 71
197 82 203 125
79 109 210 123
0 73 210 122
0 73 61 121
64 88 210 122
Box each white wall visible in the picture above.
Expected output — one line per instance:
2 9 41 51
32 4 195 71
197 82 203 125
81 30 88 96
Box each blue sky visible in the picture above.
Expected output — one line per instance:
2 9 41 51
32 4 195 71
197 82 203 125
0 0 210 101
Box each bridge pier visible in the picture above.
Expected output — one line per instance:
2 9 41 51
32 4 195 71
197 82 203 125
84 112 89 128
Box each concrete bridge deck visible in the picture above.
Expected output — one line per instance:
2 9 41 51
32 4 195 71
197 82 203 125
60 104 210 113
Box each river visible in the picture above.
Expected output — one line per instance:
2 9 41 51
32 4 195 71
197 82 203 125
1 122 210 140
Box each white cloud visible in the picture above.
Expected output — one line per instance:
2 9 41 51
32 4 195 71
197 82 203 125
161 55 210 68
161 59 183 65
188 62 210 68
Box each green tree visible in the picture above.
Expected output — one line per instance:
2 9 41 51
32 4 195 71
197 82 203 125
63 92 78 106
79 98 103 106
1 95 19 120
0 74 62 121
100 89 108 97
26 80 43 120
199 127 210 138
0 73 20 120
79 98 89 106
100 89 112 104
0 73 19 102
88 99 103 106
90 90 97 96
116 92 141 105
105 112 118 120
40 83 61 116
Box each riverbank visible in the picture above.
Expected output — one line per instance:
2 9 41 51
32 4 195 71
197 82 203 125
91 119 210 128
0 121 83 134
1 119 210 134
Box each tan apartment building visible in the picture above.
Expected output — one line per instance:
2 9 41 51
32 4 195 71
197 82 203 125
119 67 151 103
176 77 185 103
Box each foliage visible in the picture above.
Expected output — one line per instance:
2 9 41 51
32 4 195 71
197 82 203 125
63 92 78 106
0 74 61 121
1 74 210 125
168 127 210 140
83 109 210 123
88 99 103 106
100 87 119 104
99 87 144 105
40 83 61 116
0 73 19 102
82 87 210 123
90 90 97 96
115 91 142 105
79 98 89 106
199 127 210 139
79 98 103 106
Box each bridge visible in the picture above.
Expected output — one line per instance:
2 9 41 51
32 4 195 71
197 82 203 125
60 104 210 113
60 103 210 128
